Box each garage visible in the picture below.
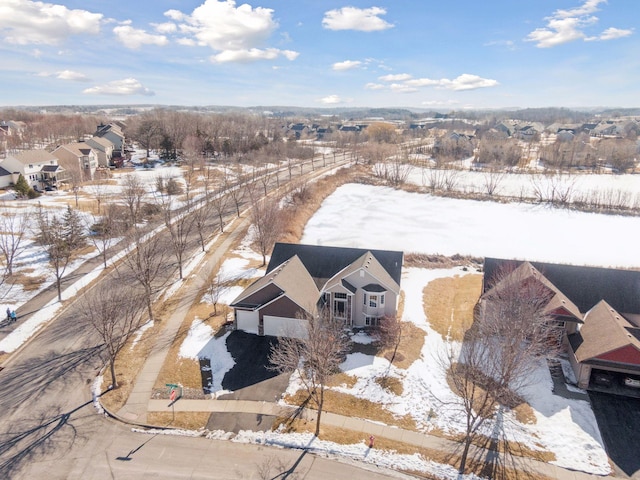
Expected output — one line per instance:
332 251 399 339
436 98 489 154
236 309 259 335
263 315 308 339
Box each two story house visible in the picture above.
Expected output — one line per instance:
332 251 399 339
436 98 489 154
52 142 99 181
231 243 403 338
0 149 64 190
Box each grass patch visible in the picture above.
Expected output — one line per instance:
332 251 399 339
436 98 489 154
8 270 47 291
327 372 358 388
378 321 425 370
513 402 537 425
423 274 482 342
285 389 416 431
405 252 483 270
375 375 404 396
99 323 158 413
147 412 210 430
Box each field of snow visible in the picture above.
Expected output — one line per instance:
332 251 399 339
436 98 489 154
302 183 640 268
407 167 640 207
175 184 616 475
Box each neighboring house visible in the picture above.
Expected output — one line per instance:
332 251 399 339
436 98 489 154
84 136 114 167
231 243 403 338
482 258 640 395
52 142 98 181
1 149 65 190
94 123 125 155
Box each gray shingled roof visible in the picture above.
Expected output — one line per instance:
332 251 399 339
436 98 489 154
267 243 403 286
484 258 640 315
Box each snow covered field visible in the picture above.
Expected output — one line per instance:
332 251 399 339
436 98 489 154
175 181 618 476
302 183 640 268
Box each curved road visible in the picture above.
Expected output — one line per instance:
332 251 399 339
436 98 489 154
0 154 399 480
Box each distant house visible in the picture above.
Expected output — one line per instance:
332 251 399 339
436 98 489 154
0 149 64 190
94 123 125 156
52 142 98 181
231 243 403 338
85 136 114 167
482 258 640 394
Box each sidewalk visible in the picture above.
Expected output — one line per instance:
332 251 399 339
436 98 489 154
143 398 602 480
117 216 251 423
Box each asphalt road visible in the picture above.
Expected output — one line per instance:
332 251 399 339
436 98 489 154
0 154 376 480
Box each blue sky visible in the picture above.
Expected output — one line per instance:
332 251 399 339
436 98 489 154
0 0 637 109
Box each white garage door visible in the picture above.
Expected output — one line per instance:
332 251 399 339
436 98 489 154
264 315 308 339
236 309 259 335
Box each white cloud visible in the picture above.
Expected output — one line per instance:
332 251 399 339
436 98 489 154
332 60 362 71
526 0 631 48
319 95 343 104
210 48 298 63
587 27 633 41
113 25 168 49
152 22 178 34
405 78 441 87
371 73 499 92
379 73 412 82
322 7 393 32
83 78 155 96
167 0 276 51
0 0 102 45
440 74 499 91
164 0 297 63
56 70 91 82
390 83 418 93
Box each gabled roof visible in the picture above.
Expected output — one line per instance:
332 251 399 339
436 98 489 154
85 136 114 149
571 300 640 364
482 261 582 322
484 258 640 315
8 150 58 165
0 166 11 177
267 243 403 287
231 255 319 312
324 251 400 294
95 123 124 138
54 142 95 158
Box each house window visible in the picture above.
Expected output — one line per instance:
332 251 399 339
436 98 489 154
363 293 366 305
381 294 385 305
365 316 379 327
334 292 347 299
369 295 378 308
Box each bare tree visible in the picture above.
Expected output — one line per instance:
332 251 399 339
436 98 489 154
373 315 403 368
269 307 351 437
86 205 121 269
118 232 170 322
482 169 506 196
0 205 28 277
445 262 563 474
209 188 229 234
121 174 146 226
250 195 283 266
80 286 144 388
157 194 193 279
207 271 230 316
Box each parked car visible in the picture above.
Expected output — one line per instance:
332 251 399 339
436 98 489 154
624 377 640 388
593 372 613 387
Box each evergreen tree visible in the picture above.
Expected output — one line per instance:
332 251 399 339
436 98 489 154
62 206 86 250
14 174 31 197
